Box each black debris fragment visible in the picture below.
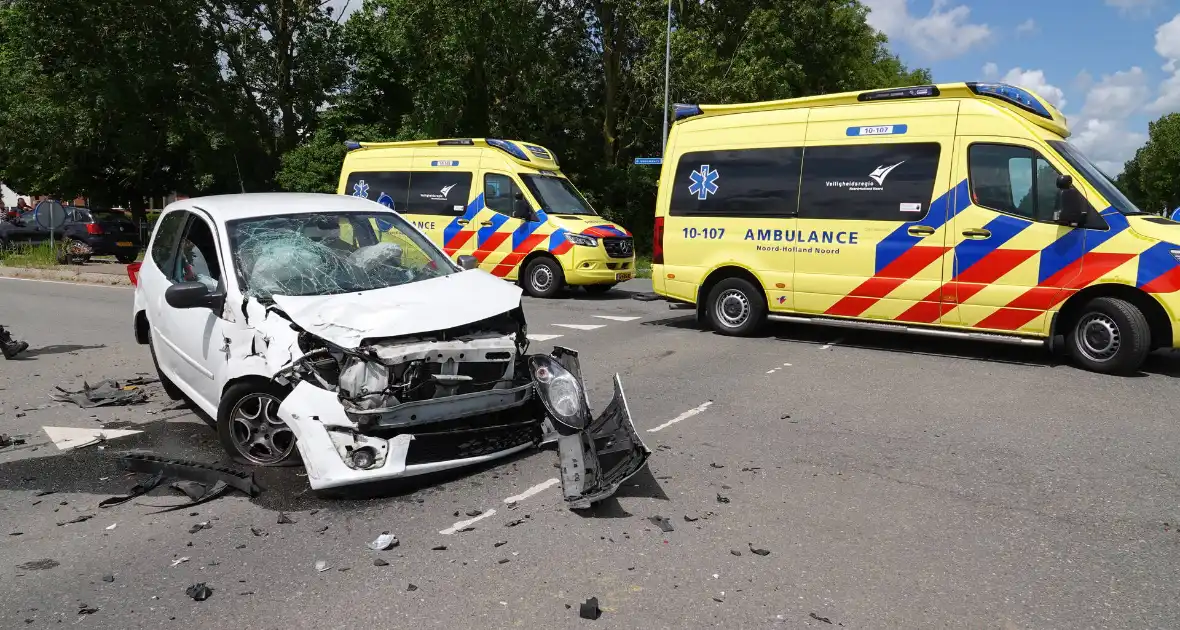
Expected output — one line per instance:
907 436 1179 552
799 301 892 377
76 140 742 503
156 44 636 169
9 532 21 536
0 434 26 448
338 567 350 572
458 527 475 533
648 516 675 533
632 292 662 302
809 612 834 625
453 510 460 517
741 467 762 472
748 543 770 556
235 544 246 549
170 481 207 502
56 514 94 526
494 541 507 548
34 490 55 497
18 559 59 570
368 532 398 551
276 512 295 525
730 550 742 557
683 514 699 522
185 583 213 602
316 525 329 534
498 559 510 565
53 378 156 408
431 545 447 551
407 583 418 592
465 509 483 517
250 527 266 537
579 597 602 620
505 519 525 528
721 484 732 490
102 574 115 583
710 463 725 469
188 522 211 534
713 597 724 603
77 605 99 615
716 493 730 504
117 454 261 499
373 558 389 567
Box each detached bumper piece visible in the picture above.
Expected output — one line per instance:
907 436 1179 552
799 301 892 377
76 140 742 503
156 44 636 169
539 348 651 510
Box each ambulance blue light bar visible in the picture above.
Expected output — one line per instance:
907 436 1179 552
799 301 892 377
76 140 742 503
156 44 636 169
344 140 362 150
966 82 1053 120
857 85 940 102
673 103 703 121
487 139 530 161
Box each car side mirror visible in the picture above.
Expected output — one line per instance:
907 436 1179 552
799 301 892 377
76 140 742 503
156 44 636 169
512 194 535 221
165 281 225 311
1056 186 1089 227
456 254 479 270
1056 174 1073 190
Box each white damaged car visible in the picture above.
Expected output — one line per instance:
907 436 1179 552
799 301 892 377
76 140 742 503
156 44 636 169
130 193 648 507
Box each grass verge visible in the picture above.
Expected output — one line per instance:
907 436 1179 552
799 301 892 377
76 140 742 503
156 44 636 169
0 242 59 268
636 255 652 279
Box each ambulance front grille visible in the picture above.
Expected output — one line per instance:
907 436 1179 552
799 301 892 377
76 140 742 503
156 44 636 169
603 237 634 259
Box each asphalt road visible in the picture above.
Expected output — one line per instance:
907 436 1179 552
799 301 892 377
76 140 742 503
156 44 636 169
2 275 1180 629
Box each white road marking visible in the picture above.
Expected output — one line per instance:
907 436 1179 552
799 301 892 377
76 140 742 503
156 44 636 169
440 508 497 535
553 324 607 331
43 426 142 451
783 363 792 366
593 315 641 322
504 478 559 503
647 401 713 433
766 369 776 374
0 276 131 289
819 338 843 350
527 334 564 342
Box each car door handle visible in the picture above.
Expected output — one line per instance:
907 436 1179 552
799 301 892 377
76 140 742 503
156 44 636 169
907 225 935 236
480 220 494 226
962 228 991 239
456 219 469 225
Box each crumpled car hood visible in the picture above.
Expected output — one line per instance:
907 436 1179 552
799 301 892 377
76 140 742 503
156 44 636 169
270 269 522 349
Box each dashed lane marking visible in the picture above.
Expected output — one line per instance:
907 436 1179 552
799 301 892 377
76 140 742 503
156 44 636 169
43 426 142 451
593 315 642 322
647 401 713 433
440 508 497 535
504 478 559 503
553 324 607 331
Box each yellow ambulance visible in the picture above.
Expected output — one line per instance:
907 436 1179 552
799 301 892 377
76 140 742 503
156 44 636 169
338 138 636 297
652 82 1180 374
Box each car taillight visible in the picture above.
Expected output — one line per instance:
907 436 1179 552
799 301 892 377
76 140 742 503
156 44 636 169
652 216 665 265
86 224 103 235
127 262 142 286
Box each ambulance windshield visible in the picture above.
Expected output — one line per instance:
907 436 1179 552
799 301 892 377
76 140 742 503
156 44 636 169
1048 140 1146 216
520 174 599 216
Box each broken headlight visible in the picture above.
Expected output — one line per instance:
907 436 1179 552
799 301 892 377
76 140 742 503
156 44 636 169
528 355 589 431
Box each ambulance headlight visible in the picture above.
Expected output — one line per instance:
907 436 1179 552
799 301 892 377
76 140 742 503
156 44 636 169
528 355 589 430
566 233 599 248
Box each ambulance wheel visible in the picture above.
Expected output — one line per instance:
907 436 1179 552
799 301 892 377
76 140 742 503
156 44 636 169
1066 297 1150 375
706 277 766 336
523 257 564 298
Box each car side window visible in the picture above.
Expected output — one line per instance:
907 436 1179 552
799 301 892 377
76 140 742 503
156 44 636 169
968 143 1063 222
798 142 942 221
484 173 520 216
151 211 189 271
171 215 222 291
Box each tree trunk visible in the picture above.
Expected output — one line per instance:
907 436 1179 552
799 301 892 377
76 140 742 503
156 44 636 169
598 0 619 166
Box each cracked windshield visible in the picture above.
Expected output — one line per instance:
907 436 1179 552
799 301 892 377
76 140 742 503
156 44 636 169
228 211 453 298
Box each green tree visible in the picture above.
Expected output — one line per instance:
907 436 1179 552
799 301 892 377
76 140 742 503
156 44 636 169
0 0 231 216
1119 113 1180 215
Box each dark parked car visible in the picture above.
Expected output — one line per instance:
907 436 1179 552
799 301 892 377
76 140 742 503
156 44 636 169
59 207 141 263
0 208 61 250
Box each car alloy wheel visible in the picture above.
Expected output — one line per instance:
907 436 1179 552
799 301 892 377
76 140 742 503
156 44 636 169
228 392 296 465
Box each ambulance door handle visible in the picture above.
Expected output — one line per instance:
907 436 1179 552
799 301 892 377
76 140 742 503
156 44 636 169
962 228 991 239
480 220 494 226
908 225 935 236
456 219 470 225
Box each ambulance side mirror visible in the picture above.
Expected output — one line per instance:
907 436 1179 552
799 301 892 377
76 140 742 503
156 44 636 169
1055 176 1089 227
512 193 535 221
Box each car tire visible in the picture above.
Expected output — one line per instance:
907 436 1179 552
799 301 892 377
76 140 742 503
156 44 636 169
116 253 138 264
523 257 565 298
217 381 300 467
1066 297 1151 375
706 277 767 336
584 284 615 295
148 333 187 402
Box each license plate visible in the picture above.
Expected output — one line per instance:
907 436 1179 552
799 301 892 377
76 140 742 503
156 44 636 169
615 273 632 281
117 241 133 247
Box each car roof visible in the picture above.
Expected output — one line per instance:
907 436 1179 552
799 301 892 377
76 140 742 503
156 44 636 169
164 193 388 223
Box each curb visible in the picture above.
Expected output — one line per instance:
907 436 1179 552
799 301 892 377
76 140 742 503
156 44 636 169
0 266 132 286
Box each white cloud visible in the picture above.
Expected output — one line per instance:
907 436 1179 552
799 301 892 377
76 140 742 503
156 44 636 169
862 0 991 60
1016 18 1038 35
1001 67 1068 110
981 62 999 79
1107 0 1161 16
1068 117 1147 175
1148 14 1180 112
1081 67 1149 118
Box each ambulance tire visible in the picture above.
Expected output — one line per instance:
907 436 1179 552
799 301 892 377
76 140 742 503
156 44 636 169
706 277 766 336
523 257 564 298
1066 297 1151 375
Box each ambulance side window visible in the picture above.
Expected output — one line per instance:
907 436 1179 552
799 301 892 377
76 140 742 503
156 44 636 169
484 173 520 216
402 172 472 216
669 148 802 217
798 142 941 221
346 171 410 212
967 144 1062 223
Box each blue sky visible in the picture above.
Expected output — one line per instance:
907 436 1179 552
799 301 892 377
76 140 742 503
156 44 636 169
863 0 1180 174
